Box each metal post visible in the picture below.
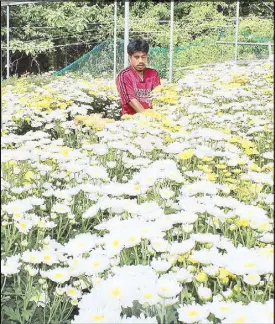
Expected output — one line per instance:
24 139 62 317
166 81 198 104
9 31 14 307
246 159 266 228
169 0 174 83
113 0 117 81
234 0 239 63
268 41 272 61
7 5 10 78
124 0 129 68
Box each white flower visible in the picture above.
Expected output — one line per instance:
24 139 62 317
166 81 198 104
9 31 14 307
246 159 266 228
159 187 175 200
22 250 42 264
64 285 82 299
137 285 161 306
51 203 71 214
119 314 158 323
15 218 33 233
82 254 110 276
82 204 100 218
169 239 195 255
243 273 261 286
197 285 212 301
156 277 182 298
42 267 71 283
178 303 210 324
1 255 22 276
208 301 243 320
151 258 173 273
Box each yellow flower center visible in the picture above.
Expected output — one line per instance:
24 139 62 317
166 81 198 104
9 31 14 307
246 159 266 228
112 240 119 247
54 273 64 279
220 306 229 312
235 316 246 324
92 261 101 267
144 293 153 299
160 286 169 291
188 310 199 317
19 222 27 229
111 288 121 297
244 262 256 268
90 315 104 321
44 255 51 261
67 288 76 295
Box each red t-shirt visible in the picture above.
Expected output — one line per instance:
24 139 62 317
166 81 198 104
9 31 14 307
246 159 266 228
116 66 161 115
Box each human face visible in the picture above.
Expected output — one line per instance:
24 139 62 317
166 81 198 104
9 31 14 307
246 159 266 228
129 51 148 72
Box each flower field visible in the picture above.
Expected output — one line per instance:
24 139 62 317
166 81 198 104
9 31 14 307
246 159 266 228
1 61 274 324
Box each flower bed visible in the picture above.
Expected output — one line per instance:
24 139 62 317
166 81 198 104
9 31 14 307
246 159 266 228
1 61 274 324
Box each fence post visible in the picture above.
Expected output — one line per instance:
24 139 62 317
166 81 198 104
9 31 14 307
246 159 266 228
168 0 174 83
268 41 272 61
234 0 239 63
7 5 10 78
113 0 117 82
124 0 129 69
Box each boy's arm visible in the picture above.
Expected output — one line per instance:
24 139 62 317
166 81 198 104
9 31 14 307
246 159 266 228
129 98 145 113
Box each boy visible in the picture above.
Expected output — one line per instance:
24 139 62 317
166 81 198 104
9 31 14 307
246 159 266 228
116 39 161 115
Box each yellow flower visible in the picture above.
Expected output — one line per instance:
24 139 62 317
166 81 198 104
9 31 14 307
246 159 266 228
245 147 259 155
237 218 250 227
24 171 35 182
233 284 241 293
164 135 175 143
216 164 227 170
195 271 208 283
177 256 185 263
201 157 213 162
207 173 216 181
60 147 70 156
219 268 235 279
250 164 261 172
261 88 273 95
179 149 194 161
220 277 229 285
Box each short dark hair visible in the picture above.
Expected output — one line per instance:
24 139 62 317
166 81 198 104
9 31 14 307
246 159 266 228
127 39 149 56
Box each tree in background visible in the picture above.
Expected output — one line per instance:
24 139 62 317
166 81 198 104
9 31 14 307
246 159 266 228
1 0 273 78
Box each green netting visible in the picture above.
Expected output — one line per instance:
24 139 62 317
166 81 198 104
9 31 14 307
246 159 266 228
55 35 273 80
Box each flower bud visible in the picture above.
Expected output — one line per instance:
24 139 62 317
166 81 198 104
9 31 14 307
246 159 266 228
195 271 208 283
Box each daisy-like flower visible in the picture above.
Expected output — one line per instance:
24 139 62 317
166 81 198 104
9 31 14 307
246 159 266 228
103 234 125 256
137 285 161 306
119 314 158 323
159 187 175 200
64 285 82 299
151 258 173 273
21 250 42 264
1 255 22 276
51 203 71 214
82 253 110 276
15 218 33 233
42 267 71 284
243 273 261 286
197 285 212 301
156 277 182 298
71 306 120 324
208 301 243 320
178 303 210 324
